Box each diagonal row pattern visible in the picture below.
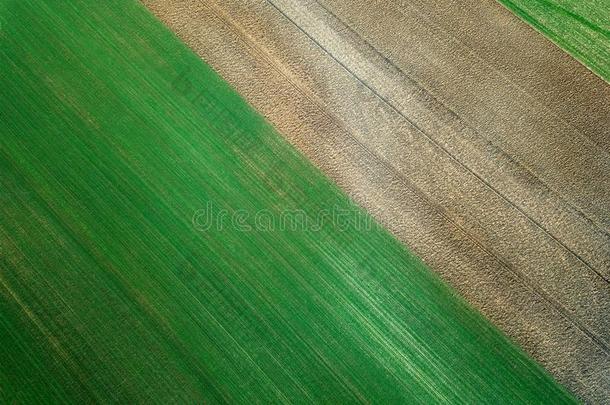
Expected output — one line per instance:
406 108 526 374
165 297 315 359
142 0 610 401
0 0 574 403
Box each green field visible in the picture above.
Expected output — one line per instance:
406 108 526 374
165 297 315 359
0 0 574 402
497 0 610 81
